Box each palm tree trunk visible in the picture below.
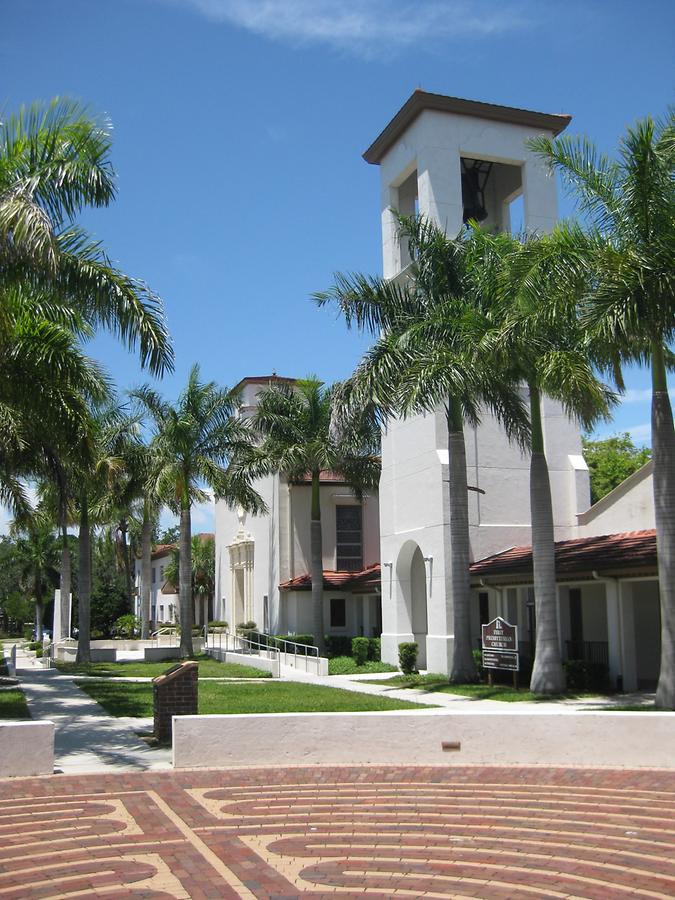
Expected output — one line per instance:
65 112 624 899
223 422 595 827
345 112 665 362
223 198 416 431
310 470 325 655
59 517 71 641
76 495 91 664
447 398 477 683
528 384 565 694
179 501 193 657
34 593 43 641
652 340 675 709
140 502 152 640
120 519 133 612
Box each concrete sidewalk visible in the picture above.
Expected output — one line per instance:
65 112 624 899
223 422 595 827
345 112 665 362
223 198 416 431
15 665 171 774
280 666 657 713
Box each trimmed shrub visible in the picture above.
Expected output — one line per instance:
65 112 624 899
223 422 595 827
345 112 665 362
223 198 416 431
236 621 259 642
564 659 609 692
274 633 314 648
368 637 381 662
398 641 418 675
324 635 353 658
351 637 369 666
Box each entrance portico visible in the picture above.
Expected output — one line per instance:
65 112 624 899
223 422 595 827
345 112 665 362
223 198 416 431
470 530 660 691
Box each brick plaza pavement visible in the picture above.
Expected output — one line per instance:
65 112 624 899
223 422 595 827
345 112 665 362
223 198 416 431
1 765 674 898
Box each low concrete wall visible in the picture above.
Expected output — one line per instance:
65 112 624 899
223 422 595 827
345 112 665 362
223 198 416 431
144 647 182 662
280 657 329 676
90 639 199 651
0 721 54 777
89 649 117 662
207 648 280 676
172 709 675 770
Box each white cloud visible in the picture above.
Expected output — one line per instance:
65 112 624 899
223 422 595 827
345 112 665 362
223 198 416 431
168 0 529 55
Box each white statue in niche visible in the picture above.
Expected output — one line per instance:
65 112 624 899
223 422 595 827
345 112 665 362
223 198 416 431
232 506 252 543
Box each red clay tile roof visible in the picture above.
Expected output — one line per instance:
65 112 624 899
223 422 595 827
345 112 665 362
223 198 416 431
150 533 214 560
470 530 657 581
292 470 353 485
280 563 381 592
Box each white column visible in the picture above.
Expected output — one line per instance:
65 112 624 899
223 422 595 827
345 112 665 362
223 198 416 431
619 582 638 692
381 185 401 278
53 589 62 642
416 146 463 235
522 152 558 234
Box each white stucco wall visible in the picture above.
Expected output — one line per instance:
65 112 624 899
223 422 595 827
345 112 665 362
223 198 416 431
577 462 654 537
214 471 279 631
134 549 178 624
173 709 675 770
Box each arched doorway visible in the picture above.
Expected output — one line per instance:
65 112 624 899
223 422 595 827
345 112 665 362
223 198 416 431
396 541 428 668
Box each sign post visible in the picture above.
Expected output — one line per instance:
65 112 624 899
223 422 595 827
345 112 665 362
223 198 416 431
481 617 519 688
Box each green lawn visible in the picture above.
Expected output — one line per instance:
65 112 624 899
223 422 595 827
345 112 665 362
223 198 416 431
75 679 433 717
55 654 271 680
0 688 31 719
370 673 592 703
328 656 398 675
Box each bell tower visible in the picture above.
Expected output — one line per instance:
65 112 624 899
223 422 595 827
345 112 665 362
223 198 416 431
364 90 570 277
365 92 589 675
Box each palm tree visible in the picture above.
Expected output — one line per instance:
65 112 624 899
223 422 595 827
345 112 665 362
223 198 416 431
530 112 675 707
73 403 137 663
136 489 160 641
251 378 381 654
11 514 60 640
0 99 174 522
316 216 529 681
0 291 110 519
470 227 616 693
134 365 265 657
164 534 216 631
0 98 174 377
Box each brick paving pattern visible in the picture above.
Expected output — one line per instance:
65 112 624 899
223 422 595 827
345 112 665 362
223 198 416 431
0 765 674 898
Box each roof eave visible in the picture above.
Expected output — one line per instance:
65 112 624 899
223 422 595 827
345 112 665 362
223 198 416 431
363 90 572 165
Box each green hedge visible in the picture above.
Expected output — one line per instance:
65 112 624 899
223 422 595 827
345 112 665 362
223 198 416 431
324 635 353 658
398 642 418 675
351 637 369 666
273 633 315 647
564 659 609 692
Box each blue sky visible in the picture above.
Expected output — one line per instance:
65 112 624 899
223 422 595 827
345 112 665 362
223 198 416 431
2 0 673 532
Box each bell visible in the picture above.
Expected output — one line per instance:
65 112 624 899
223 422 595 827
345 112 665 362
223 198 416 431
461 159 492 224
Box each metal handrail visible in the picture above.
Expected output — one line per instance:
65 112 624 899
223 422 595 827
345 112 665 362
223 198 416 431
151 627 179 648
205 628 279 658
204 628 321 672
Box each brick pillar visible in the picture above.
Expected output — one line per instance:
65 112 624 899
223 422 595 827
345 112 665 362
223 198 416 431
153 661 198 743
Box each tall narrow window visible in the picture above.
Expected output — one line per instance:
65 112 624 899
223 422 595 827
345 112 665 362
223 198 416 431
479 592 490 625
330 597 346 629
336 505 362 571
